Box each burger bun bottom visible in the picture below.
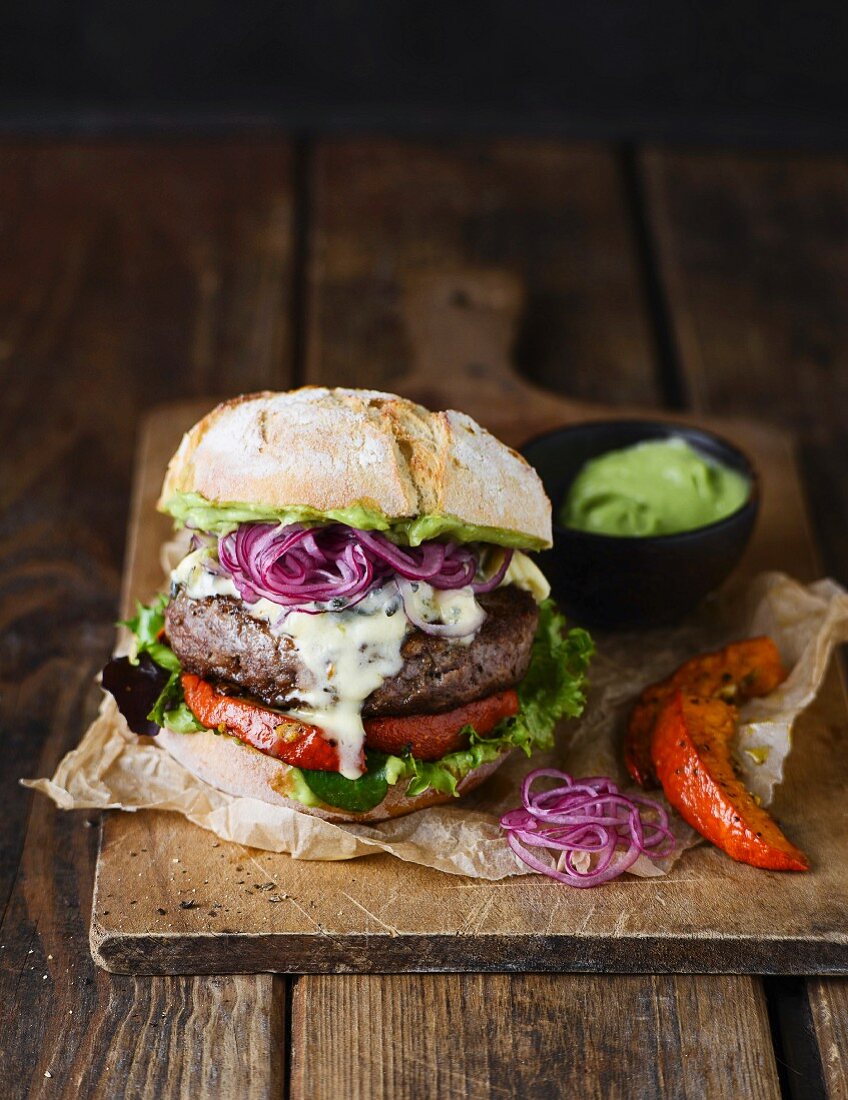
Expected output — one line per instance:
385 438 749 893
157 727 512 824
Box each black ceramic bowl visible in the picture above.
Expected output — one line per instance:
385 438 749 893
520 420 759 629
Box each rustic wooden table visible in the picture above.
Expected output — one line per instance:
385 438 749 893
2 137 847 1098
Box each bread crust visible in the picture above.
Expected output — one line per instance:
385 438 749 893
157 726 512 823
158 387 551 547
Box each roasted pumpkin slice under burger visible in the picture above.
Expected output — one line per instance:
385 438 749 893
182 672 514 773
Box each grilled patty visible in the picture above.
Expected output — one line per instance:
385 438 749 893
165 585 538 717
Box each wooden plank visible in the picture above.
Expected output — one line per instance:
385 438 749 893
81 975 285 1099
641 148 848 583
306 138 660 405
642 147 848 1100
0 140 293 1096
807 979 848 1098
290 973 780 1100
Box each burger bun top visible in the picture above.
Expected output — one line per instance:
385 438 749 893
158 387 551 548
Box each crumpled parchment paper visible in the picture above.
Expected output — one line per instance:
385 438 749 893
23 572 848 880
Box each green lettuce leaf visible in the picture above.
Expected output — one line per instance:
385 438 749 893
399 600 593 798
510 597 594 752
123 595 204 732
161 701 206 733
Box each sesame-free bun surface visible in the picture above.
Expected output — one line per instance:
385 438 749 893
157 726 512 824
158 387 551 548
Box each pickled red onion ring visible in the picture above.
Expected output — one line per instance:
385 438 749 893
500 769 675 887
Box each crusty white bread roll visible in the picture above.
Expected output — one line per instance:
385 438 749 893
158 387 552 548
158 726 513 824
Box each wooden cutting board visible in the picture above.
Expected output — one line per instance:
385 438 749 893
91 271 847 975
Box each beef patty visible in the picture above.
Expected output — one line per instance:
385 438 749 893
165 585 539 717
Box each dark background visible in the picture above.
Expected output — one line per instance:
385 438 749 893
2 1 847 146
4 5 848 1096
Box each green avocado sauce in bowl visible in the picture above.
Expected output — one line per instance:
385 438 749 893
560 437 751 538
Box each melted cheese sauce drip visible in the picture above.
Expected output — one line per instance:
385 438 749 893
170 546 546 779
282 587 408 777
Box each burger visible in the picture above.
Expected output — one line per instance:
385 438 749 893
102 388 592 822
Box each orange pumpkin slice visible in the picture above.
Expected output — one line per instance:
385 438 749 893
651 691 808 872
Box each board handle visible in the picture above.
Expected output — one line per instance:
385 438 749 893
397 268 585 440
399 269 524 404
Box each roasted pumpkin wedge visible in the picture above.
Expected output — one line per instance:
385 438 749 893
626 636 786 787
651 691 808 871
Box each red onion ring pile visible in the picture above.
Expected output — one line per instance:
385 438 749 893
216 522 511 615
500 769 675 887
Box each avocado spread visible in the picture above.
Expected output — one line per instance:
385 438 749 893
560 437 750 537
162 491 548 550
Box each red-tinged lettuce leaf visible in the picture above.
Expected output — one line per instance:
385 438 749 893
101 654 170 737
104 595 205 735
